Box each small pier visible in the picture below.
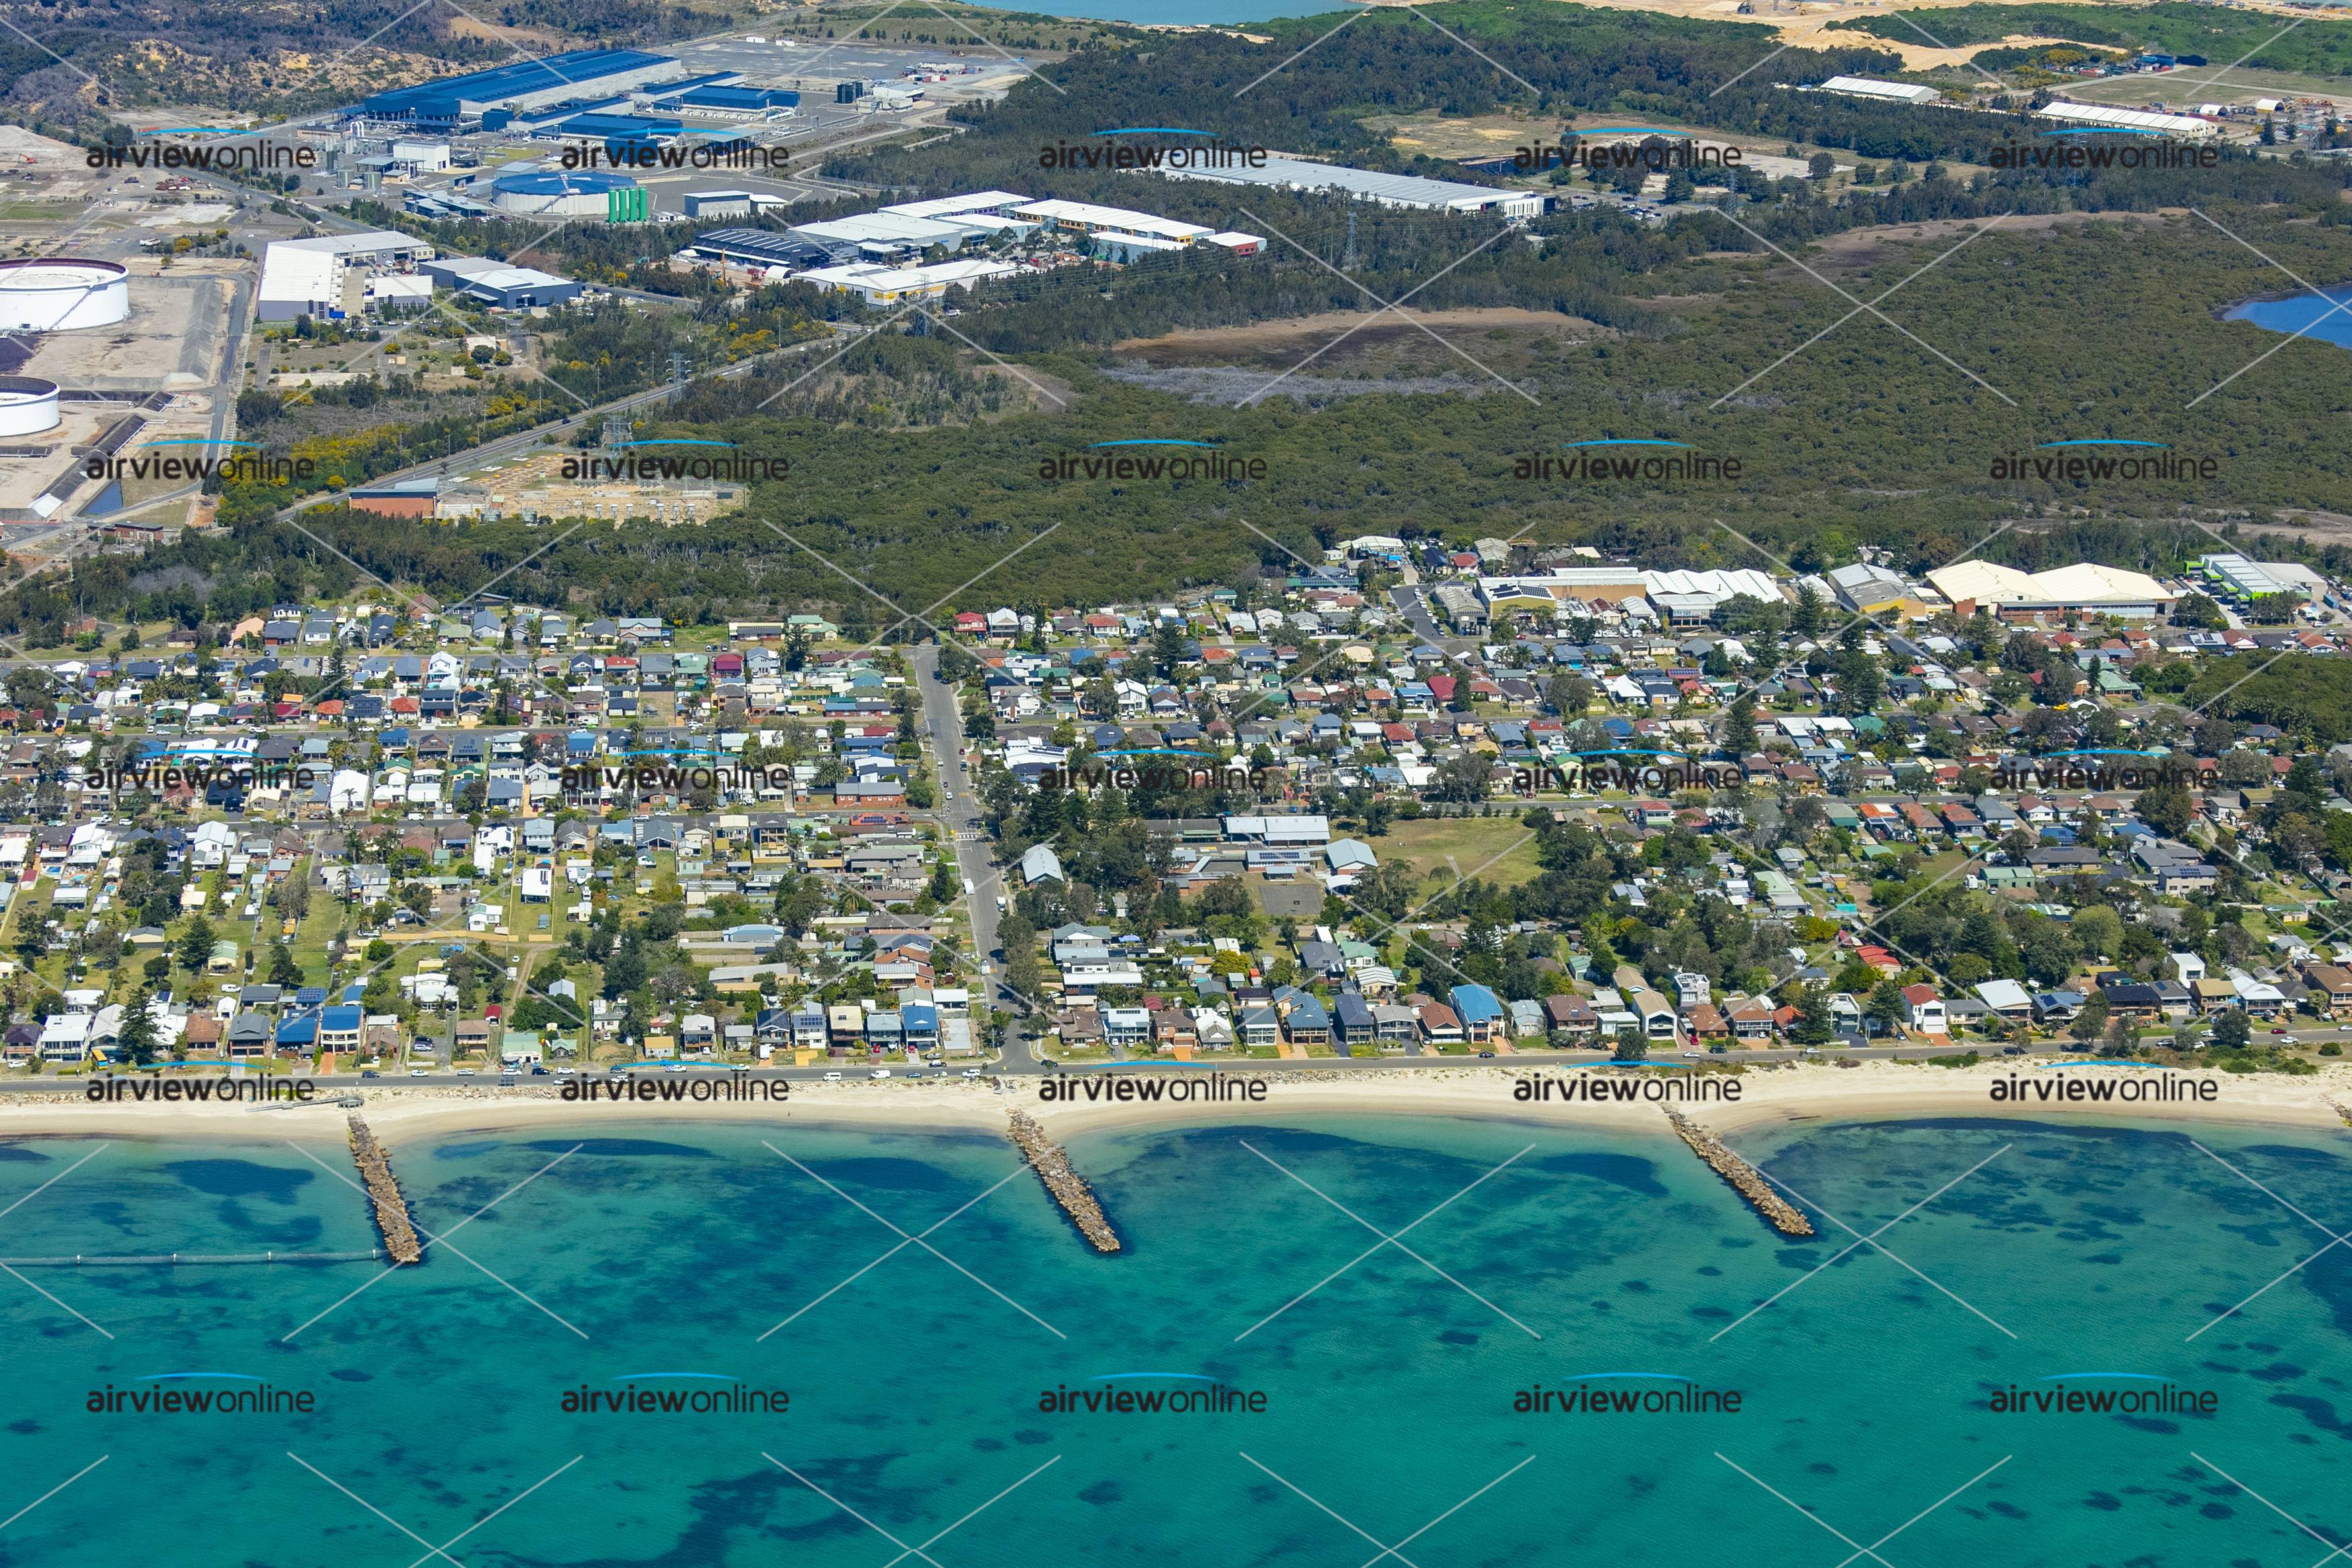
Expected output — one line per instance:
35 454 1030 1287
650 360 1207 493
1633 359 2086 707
1008 1109 1121 1254
1663 1108 1814 1238
347 1115 423 1264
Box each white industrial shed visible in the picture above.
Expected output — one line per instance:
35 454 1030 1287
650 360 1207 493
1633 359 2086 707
2038 100 2217 135
1812 74 1944 105
1151 156 1543 217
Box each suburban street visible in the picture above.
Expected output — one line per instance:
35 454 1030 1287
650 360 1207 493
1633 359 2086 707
910 642 1040 1073
1391 583 1456 652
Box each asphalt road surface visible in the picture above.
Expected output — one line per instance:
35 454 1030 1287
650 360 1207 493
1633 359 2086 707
0 1042 2127 1099
910 643 1042 1073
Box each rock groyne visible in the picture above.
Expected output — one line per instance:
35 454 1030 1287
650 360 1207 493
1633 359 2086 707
347 1115 423 1264
1008 1109 1120 1254
1663 1107 1814 1238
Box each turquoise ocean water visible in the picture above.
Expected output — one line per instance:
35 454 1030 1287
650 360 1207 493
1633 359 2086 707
3 1111 2351 1567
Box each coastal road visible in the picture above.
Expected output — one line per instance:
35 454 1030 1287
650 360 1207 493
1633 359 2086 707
0 1042 2097 1099
910 642 1040 1074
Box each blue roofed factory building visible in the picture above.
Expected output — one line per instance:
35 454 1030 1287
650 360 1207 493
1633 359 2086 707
355 48 685 130
532 112 685 143
651 84 801 118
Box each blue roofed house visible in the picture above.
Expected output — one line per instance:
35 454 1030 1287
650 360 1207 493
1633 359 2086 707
318 1004 364 1053
1450 983 1507 1044
1275 986 1330 1047
1332 991 1376 1051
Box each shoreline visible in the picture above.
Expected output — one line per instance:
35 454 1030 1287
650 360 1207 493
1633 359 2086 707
0 1061 2344 1148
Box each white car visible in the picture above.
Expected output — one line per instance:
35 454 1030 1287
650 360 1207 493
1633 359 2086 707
823 1071 843 1081
962 1068 981 1079
870 1068 891 1079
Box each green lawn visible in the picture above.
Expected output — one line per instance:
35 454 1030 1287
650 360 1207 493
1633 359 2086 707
1376 815 1546 890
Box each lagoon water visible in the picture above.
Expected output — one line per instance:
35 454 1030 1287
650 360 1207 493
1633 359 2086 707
2223 286 2352 351
5 1113 2352 1567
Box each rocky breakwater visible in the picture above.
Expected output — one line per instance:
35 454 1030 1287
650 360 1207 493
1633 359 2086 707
1662 1107 1814 1238
347 1115 422 1264
1008 1109 1121 1254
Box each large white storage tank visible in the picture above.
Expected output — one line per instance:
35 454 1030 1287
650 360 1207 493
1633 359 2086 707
489 170 636 217
0 377 60 438
0 258 130 333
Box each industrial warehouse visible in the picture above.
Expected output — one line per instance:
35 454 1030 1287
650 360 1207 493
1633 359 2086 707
673 188 1264 298
1144 156 1546 217
255 231 436 324
355 49 693 131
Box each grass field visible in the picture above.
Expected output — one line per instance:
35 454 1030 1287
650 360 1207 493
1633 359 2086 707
1376 815 1547 892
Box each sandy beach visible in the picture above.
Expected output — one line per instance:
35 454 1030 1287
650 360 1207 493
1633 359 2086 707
0 1059 2344 1149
